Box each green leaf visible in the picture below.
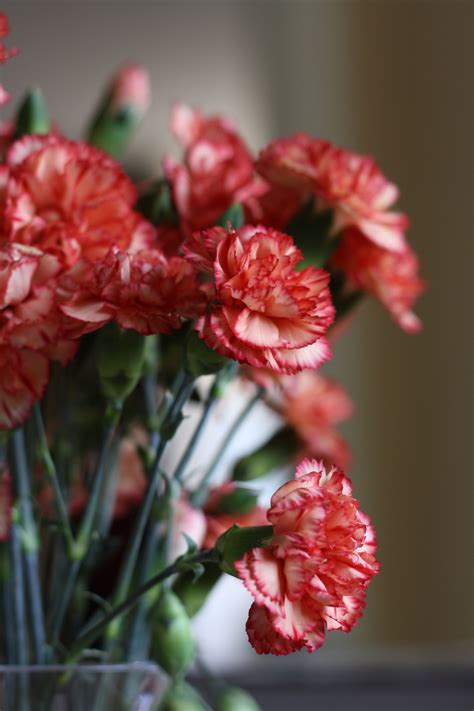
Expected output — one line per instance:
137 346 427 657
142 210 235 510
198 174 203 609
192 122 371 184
217 203 244 231
14 89 49 138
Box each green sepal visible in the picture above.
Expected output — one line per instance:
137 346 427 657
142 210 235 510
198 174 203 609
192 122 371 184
232 426 297 481
286 200 337 268
218 203 244 231
215 686 262 711
14 88 50 138
216 524 273 577
96 323 147 404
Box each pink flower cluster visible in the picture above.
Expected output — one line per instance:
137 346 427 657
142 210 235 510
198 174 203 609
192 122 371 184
0 13 17 108
236 459 380 655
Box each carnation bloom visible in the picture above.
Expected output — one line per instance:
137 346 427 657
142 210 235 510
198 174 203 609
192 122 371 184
0 244 77 429
256 133 408 253
189 225 334 374
61 247 208 336
109 63 151 117
203 482 267 549
163 103 263 235
2 134 153 267
331 228 425 333
171 495 207 559
0 12 18 108
264 371 354 468
235 459 380 655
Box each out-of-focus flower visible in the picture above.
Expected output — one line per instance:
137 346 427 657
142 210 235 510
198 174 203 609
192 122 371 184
109 63 151 117
190 225 334 374
235 459 380 655
0 466 12 541
331 227 425 333
260 370 354 468
256 133 408 253
203 482 267 549
164 103 263 235
61 247 208 336
171 496 207 559
1 134 153 267
0 13 18 108
0 346 49 430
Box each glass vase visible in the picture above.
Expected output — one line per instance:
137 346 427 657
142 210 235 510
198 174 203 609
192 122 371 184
0 662 163 711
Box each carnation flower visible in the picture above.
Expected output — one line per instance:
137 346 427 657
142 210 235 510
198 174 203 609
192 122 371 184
189 225 334 374
235 459 380 654
331 227 425 333
265 371 354 468
0 244 77 429
0 12 18 108
2 134 153 267
164 103 263 234
256 133 408 253
109 63 151 117
61 247 208 336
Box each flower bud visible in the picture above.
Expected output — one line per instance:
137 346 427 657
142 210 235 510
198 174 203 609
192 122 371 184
232 427 297 481
87 63 150 158
216 524 273 577
96 323 146 405
215 687 262 711
14 88 49 138
150 590 195 677
159 680 209 711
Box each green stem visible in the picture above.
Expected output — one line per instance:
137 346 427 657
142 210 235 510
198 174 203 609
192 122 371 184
104 372 195 643
11 429 46 664
9 518 28 665
49 404 122 649
66 549 218 663
33 404 75 551
191 387 263 507
173 390 218 486
0 544 15 663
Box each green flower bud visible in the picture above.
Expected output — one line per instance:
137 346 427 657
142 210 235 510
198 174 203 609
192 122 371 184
14 88 49 138
159 681 209 711
216 524 273 577
232 427 297 481
215 687 262 711
150 590 195 677
185 330 229 377
87 63 150 158
173 565 222 618
211 487 259 515
96 323 146 405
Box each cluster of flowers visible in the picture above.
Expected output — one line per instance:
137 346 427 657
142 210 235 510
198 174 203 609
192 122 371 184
0 14 17 107
0 48 424 660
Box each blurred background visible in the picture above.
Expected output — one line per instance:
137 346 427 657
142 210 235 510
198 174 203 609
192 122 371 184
2 1 473 708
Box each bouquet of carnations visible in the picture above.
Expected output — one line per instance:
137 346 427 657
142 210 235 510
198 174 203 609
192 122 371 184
0 13 424 710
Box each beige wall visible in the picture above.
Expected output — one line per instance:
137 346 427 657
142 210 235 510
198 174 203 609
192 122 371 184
3 0 473 657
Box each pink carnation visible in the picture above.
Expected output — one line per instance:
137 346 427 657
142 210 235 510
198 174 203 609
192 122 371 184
109 63 151 116
257 133 408 253
191 225 334 374
236 459 380 655
2 134 153 267
331 228 425 333
61 247 207 336
164 103 263 235
0 244 77 429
